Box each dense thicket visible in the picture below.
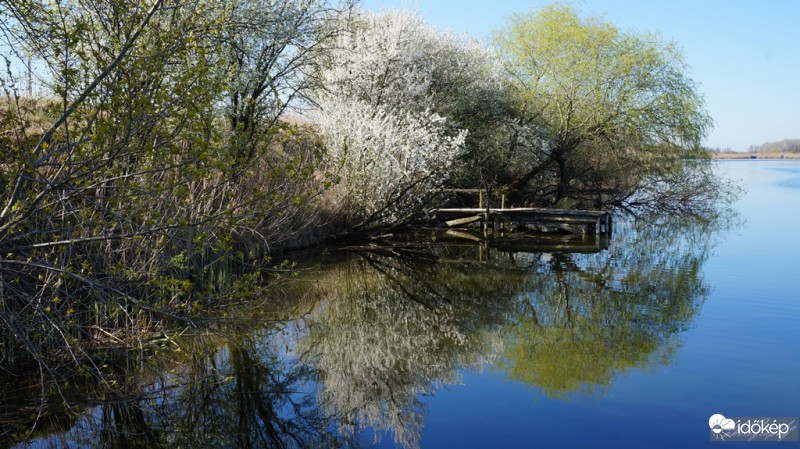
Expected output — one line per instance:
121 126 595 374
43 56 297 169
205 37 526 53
0 0 350 366
0 2 730 367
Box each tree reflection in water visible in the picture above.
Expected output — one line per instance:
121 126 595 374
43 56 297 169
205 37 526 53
5 335 356 449
500 217 717 398
4 216 727 449
294 217 723 445
293 247 533 448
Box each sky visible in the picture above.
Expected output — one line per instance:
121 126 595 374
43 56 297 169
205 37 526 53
361 0 800 151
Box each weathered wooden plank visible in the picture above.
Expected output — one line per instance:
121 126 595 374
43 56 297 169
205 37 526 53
445 215 483 227
500 215 600 224
443 189 486 194
554 223 581 233
435 207 606 217
444 229 483 242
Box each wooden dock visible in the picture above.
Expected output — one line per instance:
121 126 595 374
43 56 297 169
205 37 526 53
434 207 612 235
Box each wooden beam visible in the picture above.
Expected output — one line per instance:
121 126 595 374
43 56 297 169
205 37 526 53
444 229 483 242
445 215 483 227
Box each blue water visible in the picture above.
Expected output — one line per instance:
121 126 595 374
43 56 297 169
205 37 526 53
10 161 800 449
400 160 800 448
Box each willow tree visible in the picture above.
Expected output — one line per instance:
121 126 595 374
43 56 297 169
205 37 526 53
495 4 720 213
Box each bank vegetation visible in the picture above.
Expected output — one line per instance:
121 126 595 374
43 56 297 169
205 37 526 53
0 1 732 373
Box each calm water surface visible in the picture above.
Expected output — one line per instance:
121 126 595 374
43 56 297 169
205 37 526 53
415 160 800 448
7 160 800 448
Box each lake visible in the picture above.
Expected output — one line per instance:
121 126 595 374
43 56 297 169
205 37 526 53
6 160 800 448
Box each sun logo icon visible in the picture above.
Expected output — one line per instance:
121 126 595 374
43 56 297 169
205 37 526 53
709 414 736 435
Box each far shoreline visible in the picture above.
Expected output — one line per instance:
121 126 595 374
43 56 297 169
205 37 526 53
710 152 800 160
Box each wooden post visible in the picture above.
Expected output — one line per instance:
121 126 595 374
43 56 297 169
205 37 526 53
483 188 490 232
478 190 484 209
501 194 506 209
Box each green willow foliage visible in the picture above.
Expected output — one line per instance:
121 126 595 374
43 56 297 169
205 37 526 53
494 4 724 212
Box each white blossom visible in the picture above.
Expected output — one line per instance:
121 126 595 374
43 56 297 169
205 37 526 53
317 97 465 226
311 9 488 228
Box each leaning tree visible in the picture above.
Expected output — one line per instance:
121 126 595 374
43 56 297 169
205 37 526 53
495 4 723 213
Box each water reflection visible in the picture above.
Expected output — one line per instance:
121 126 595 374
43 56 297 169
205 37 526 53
293 248 532 448
4 334 353 449
500 218 714 398
4 216 726 449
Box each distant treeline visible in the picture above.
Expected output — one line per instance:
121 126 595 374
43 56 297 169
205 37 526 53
748 139 800 153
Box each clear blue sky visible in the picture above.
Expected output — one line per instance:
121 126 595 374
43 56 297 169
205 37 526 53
361 0 800 151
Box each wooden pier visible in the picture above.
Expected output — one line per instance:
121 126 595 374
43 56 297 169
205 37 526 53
434 207 612 235
436 188 612 235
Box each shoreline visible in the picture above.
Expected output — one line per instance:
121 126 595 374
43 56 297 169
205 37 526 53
710 152 800 160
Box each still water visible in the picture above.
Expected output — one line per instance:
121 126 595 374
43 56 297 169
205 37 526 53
6 160 800 448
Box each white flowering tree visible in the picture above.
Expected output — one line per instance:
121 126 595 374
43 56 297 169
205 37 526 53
316 98 465 229
312 9 489 231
